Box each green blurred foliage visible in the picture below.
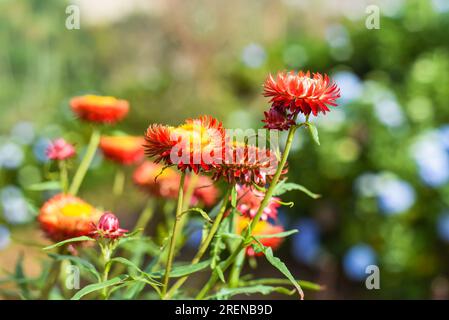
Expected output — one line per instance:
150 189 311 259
1 0 449 299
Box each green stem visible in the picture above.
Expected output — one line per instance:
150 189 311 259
229 250 246 288
101 245 112 299
196 123 299 300
134 199 155 232
161 171 186 297
175 174 198 248
164 186 233 299
68 129 100 196
113 168 126 196
59 160 69 194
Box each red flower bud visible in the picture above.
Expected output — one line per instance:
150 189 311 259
92 212 128 239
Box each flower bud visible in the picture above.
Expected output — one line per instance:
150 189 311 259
46 138 76 161
93 212 128 239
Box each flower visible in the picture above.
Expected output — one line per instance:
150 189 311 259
235 185 280 221
99 135 145 165
262 105 296 131
91 212 128 239
236 216 284 256
144 115 224 173
133 161 219 206
262 71 340 129
46 138 76 161
38 194 102 242
70 95 129 124
211 142 285 186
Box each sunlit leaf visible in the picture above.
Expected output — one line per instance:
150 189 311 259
71 275 128 300
43 236 94 251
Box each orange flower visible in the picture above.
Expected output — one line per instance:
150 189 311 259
38 194 102 242
99 135 145 165
133 161 180 198
70 95 129 124
144 115 224 173
133 161 219 206
236 216 284 256
211 142 285 186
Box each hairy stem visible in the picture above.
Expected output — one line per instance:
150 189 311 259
161 171 186 297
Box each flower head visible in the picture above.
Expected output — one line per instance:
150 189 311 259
144 116 224 173
91 212 128 240
70 95 129 124
99 135 144 165
211 142 285 186
235 185 280 221
236 216 284 256
263 71 340 129
46 138 76 161
133 161 219 206
38 194 102 242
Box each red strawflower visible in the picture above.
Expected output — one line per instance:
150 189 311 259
263 71 340 119
38 194 102 242
133 161 219 206
46 138 76 161
235 185 280 221
236 216 284 256
211 142 286 186
144 115 224 173
99 135 145 165
91 212 128 240
70 95 129 124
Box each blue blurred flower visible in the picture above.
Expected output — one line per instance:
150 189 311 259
377 178 415 215
241 43 266 68
33 137 51 163
332 71 362 103
373 98 405 128
343 244 377 281
0 141 24 169
0 225 11 250
185 220 203 249
1 185 32 224
291 218 320 265
411 131 449 187
432 0 449 13
11 121 35 145
437 213 449 243
438 125 449 150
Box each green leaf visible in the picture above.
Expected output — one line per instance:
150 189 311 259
273 180 320 199
43 236 95 250
307 122 320 146
209 285 294 299
27 181 61 191
241 278 323 291
181 208 213 223
71 275 128 300
254 229 298 239
274 199 294 207
231 185 237 208
48 253 101 281
14 253 31 300
151 259 211 278
259 246 304 299
215 265 225 283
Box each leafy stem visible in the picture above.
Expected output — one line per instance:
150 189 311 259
161 171 186 297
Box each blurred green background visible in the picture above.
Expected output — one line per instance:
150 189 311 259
2 0 449 299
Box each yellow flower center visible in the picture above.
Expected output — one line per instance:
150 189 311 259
175 123 211 147
83 95 118 106
103 136 140 150
61 203 94 217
